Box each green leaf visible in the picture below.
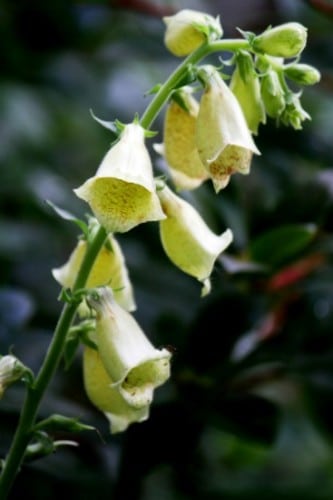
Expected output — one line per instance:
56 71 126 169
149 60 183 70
248 223 317 268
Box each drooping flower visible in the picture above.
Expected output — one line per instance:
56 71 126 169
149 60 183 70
163 9 223 57
83 346 149 434
155 87 209 191
52 232 136 313
74 123 165 233
87 288 172 409
157 183 233 295
196 65 260 192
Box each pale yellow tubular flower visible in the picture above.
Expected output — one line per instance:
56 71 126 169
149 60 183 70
74 123 165 233
163 9 223 57
196 65 261 193
157 87 209 191
157 184 233 296
88 288 172 409
83 346 149 434
52 234 136 312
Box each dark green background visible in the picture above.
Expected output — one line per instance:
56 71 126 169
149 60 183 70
1 0 333 498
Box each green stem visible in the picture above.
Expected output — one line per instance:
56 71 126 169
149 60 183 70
0 226 107 498
0 36 249 499
140 38 249 129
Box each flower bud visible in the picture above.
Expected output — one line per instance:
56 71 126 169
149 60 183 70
87 288 171 409
252 22 307 58
0 355 27 398
156 87 209 190
163 9 223 57
83 346 149 433
74 123 165 233
280 92 311 130
260 70 286 118
52 233 136 312
284 63 321 86
230 51 266 135
157 184 233 295
196 65 260 193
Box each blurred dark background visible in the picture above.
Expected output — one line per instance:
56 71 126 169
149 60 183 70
1 0 333 498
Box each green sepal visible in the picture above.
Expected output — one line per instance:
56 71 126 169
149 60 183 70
64 320 96 370
24 431 55 462
236 27 256 44
145 83 162 96
33 414 96 434
58 287 86 305
46 200 89 238
90 109 121 136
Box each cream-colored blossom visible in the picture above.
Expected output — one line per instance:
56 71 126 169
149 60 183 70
155 87 209 190
52 233 136 312
196 65 260 193
163 9 223 57
83 346 149 434
157 184 233 295
87 288 171 409
74 123 165 233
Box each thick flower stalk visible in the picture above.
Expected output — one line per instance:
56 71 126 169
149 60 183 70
52 231 136 313
196 65 261 192
163 9 223 57
155 86 209 191
74 123 165 233
83 346 149 434
87 288 172 410
157 183 233 295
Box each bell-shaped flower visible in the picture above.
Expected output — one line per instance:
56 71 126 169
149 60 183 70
157 183 233 295
74 123 165 233
87 288 172 409
52 232 136 313
163 9 223 57
230 51 266 135
252 22 307 58
83 346 149 434
155 87 209 191
196 65 260 193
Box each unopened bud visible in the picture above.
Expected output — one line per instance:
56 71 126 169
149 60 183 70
163 9 223 57
0 355 27 398
284 63 321 86
252 22 307 58
260 70 286 118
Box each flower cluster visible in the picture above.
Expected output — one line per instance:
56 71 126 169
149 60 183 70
50 9 320 433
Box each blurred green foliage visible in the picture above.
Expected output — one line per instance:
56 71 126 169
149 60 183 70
1 0 333 499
